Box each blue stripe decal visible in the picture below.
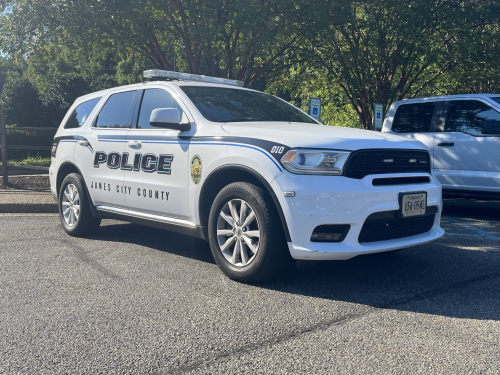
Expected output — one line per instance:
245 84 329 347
97 138 283 171
59 140 77 143
191 142 282 171
141 141 189 145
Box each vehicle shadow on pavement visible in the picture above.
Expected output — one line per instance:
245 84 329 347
442 198 500 221
87 219 499 321
269 243 499 321
87 221 216 265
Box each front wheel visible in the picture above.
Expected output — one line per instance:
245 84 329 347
208 182 290 283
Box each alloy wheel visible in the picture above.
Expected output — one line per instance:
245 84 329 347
217 199 260 267
61 184 80 227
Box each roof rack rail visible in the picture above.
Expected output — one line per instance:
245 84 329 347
143 70 244 87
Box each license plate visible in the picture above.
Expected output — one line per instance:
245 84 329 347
401 193 427 217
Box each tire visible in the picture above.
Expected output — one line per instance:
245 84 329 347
58 173 101 237
208 182 291 283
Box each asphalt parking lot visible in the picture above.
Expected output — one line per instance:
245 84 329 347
1 199 498 374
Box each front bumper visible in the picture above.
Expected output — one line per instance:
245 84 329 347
271 172 444 260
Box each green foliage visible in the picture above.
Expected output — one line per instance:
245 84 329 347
268 67 361 128
422 23 500 95
300 0 500 129
0 72 44 126
1 0 322 85
0 0 497 132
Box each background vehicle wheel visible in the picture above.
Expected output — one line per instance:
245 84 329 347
208 182 291 283
59 173 101 237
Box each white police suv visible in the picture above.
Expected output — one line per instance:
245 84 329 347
50 70 444 282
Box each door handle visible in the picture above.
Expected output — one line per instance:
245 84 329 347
438 142 454 147
77 140 89 146
127 141 142 149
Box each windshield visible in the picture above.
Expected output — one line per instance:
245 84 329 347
180 86 317 124
490 97 500 104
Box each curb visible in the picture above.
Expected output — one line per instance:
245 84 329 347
0 203 58 214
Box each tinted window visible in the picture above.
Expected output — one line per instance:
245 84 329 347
137 89 185 129
392 102 436 133
490 97 500 104
94 91 137 128
65 97 101 129
181 86 316 124
445 100 500 135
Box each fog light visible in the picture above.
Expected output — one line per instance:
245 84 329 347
310 225 350 242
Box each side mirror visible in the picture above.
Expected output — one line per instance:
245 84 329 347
481 119 500 135
150 108 191 131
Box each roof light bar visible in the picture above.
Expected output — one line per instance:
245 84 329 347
143 69 244 87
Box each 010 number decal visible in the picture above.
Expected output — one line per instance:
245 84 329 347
271 146 285 154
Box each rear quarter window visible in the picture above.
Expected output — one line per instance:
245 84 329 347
64 97 102 129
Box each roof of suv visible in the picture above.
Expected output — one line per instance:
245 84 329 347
75 80 258 105
394 93 499 105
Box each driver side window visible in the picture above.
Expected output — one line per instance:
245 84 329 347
136 89 186 129
445 100 499 135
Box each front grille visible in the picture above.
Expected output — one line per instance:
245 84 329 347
344 149 431 179
358 214 435 243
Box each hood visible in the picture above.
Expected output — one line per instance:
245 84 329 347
221 122 426 151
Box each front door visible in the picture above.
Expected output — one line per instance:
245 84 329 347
124 87 193 220
433 99 500 191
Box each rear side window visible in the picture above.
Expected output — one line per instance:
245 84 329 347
392 102 436 133
445 100 499 135
490 97 500 104
64 97 101 129
136 89 185 129
94 91 137 128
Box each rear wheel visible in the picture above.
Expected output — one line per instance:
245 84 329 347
59 173 101 236
208 182 290 283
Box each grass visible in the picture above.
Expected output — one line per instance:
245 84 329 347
0 154 51 167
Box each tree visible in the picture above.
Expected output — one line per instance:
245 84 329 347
0 72 44 127
23 37 120 126
1 0 322 86
427 23 499 95
304 0 499 130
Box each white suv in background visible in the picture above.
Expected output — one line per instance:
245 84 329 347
50 70 444 282
381 94 500 198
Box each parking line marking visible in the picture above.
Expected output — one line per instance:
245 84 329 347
446 232 489 238
445 217 499 240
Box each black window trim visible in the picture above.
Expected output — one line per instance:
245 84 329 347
441 99 500 138
92 89 140 130
432 101 449 132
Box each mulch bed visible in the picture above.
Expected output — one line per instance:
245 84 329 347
0 175 50 191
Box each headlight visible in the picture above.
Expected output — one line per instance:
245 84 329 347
281 149 351 175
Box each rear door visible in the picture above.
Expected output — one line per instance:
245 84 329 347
433 99 500 192
74 89 138 208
